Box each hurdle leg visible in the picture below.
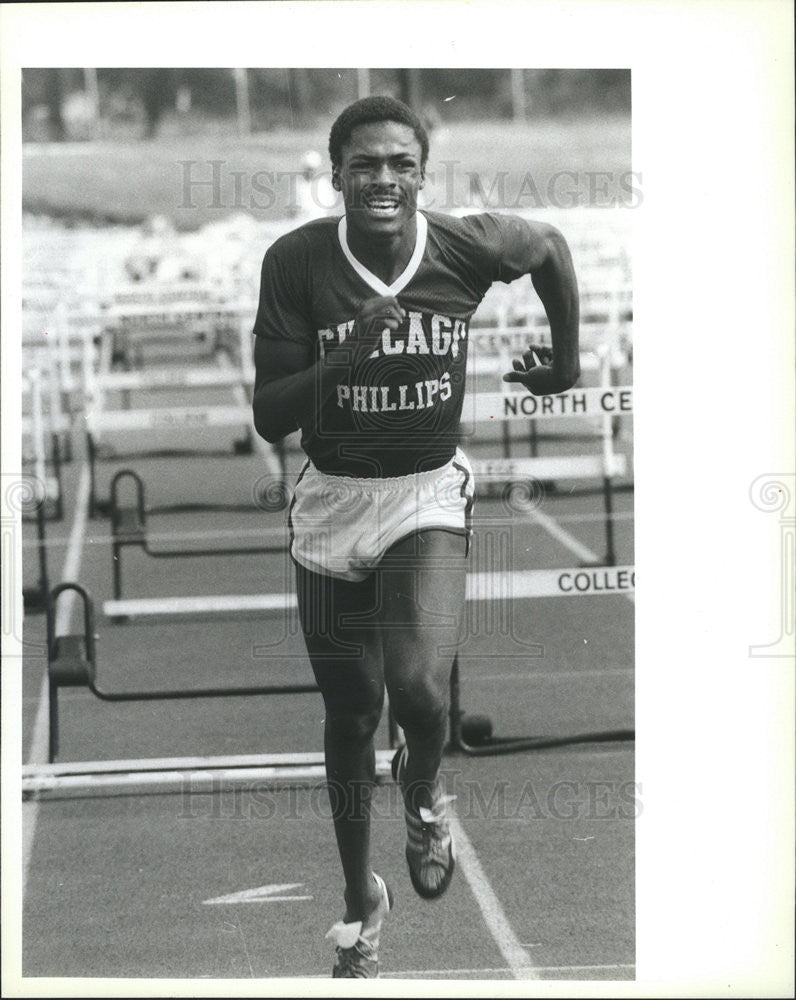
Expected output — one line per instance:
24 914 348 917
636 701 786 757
598 350 618 566
45 593 59 762
87 433 99 518
51 432 64 521
528 418 538 457
233 427 253 455
501 417 511 459
37 501 50 599
112 537 123 600
24 501 50 613
602 474 617 567
48 674 60 763
87 433 113 518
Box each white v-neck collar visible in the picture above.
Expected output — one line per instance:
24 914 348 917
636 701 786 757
337 212 427 296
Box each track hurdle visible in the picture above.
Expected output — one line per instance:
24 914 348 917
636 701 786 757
465 378 632 565
40 301 85 438
82 318 258 516
85 405 255 517
35 336 74 462
467 330 631 454
107 469 289 600
31 564 634 792
83 297 254 395
21 370 53 612
21 366 64 523
43 582 320 764
84 385 254 517
101 298 251 371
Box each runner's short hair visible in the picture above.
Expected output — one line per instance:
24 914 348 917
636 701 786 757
329 96 429 168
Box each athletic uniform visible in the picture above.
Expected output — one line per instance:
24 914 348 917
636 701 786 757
253 209 539 580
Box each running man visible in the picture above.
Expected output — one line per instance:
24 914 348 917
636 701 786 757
252 95 580 978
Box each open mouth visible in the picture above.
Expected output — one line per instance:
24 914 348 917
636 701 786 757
363 195 402 218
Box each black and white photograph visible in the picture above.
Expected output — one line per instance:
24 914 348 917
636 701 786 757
1 2 793 997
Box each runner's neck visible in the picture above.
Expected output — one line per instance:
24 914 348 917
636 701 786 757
344 214 418 286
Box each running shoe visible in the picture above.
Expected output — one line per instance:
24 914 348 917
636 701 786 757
327 872 393 979
391 745 456 899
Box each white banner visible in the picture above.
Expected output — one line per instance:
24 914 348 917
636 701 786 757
465 386 633 422
103 566 636 619
95 368 246 390
86 404 251 433
470 454 627 481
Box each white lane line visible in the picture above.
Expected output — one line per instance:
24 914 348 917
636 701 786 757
527 507 599 564
536 509 633 526
203 883 313 905
526 506 635 605
23 462 90 893
448 812 538 980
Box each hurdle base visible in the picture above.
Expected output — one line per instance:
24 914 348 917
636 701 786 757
447 730 635 757
447 656 634 758
23 587 48 614
233 434 253 456
91 498 114 519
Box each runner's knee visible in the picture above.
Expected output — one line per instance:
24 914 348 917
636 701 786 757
325 704 383 744
388 678 448 733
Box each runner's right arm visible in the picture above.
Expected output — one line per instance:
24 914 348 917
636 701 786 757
252 295 404 444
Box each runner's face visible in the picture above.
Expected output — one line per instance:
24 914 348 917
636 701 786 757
334 121 424 237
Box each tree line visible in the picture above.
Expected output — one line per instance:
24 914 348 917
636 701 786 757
22 68 630 141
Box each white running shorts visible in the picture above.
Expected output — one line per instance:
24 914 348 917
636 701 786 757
289 448 474 582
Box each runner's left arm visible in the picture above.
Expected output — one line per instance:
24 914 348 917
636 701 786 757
499 220 580 396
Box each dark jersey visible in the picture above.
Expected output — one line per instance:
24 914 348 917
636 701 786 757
253 210 539 477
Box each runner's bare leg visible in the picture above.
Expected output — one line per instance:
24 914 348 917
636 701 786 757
296 567 385 922
378 529 468 811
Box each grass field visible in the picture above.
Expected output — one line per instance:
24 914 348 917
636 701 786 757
22 116 631 230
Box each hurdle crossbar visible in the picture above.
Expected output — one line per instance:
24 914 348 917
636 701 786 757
86 403 252 434
21 412 71 436
469 352 602 377
465 385 633 423
22 750 396 799
468 322 629 357
103 301 245 326
470 453 627 481
91 367 249 391
80 307 267 518
102 566 635 620
85 401 253 518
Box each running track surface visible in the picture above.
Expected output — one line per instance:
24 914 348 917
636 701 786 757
20 388 635 982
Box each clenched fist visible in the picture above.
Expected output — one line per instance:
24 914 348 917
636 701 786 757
349 295 405 361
